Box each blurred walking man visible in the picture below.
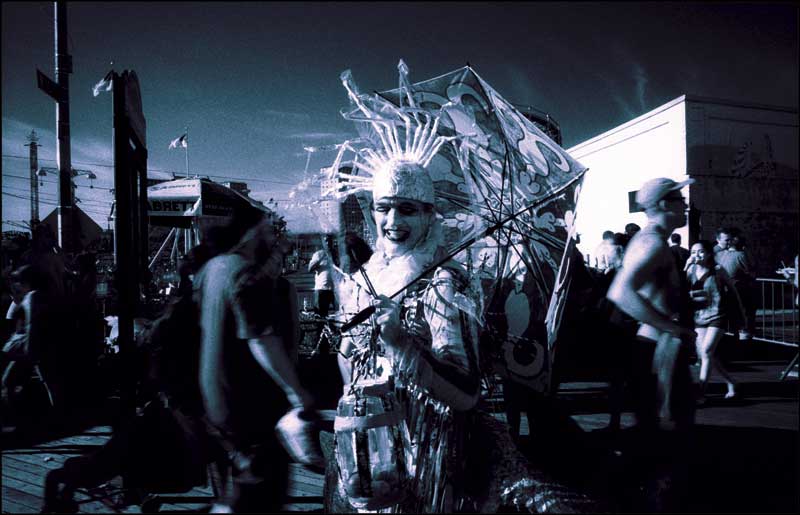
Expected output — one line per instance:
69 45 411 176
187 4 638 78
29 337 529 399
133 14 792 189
607 177 696 511
197 211 320 513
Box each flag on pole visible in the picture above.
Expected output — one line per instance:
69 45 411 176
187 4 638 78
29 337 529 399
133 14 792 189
169 133 188 149
92 72 113 97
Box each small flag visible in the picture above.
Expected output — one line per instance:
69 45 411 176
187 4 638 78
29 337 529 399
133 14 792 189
92 72 113 97
169 133 188 149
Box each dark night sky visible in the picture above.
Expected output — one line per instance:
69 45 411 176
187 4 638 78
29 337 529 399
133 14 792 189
2 2 797 232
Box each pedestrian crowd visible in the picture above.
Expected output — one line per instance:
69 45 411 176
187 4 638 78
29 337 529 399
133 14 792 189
3 170 797 514
2 225 103 428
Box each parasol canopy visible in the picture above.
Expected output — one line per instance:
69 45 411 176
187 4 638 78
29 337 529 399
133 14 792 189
321 61 588 394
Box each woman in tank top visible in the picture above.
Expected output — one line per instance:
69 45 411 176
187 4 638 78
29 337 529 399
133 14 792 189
686 240 743 401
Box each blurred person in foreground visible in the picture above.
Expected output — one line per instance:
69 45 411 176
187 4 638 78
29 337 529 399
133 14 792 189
196 210 321 513
607 177 696 511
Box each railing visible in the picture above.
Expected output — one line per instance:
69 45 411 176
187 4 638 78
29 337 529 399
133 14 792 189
736 277 798 347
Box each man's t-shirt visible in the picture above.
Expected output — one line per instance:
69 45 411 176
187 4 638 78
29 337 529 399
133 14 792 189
309 250 333 291
195 253 291 443
716 249 753 284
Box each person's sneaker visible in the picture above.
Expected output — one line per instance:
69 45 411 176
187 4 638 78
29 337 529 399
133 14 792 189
275 408 325 473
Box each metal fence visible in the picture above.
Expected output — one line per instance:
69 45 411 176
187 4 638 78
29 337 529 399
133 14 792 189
745 277 798 347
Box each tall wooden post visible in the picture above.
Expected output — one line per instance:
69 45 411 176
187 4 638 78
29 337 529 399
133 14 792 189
25 130 41 225
54 0 74 252
109 69 148 418
112 71 136 414
36 1 75 251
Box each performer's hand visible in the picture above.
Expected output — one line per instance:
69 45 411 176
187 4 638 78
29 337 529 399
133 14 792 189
372 295 402 345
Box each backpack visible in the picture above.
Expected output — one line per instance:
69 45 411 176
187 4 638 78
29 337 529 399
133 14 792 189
141 291 203 414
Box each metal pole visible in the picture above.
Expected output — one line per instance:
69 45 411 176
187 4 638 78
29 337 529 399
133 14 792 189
54 0 74 252
148 227 176 270
185 126 189 178
170 228 180 262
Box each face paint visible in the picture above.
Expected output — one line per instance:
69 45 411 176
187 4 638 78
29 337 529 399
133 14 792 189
373 197 431 257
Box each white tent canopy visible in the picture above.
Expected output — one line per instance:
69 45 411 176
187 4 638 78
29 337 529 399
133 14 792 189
146 177 271 268
147 177 268 227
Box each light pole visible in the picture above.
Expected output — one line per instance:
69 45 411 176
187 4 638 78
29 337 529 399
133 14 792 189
37 167 97 229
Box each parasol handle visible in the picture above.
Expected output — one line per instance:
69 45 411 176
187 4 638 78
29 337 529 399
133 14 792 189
340 305 376 333
339 203 536 333
334 179 575 333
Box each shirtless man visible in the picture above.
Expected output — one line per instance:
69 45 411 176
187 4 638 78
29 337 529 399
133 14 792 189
607 178 695 512
607 177 696 510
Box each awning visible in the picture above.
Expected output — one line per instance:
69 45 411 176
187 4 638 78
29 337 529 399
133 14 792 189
147 177 269 228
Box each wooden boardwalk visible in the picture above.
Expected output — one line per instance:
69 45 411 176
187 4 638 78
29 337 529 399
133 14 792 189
3 358 797 513
2 435 324 514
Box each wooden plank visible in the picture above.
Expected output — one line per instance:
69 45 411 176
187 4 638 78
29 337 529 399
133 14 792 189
286 484 322 497
2 474 111 514
288 473 324 488
38 433 111 446
2 485 41 511
283 502 323 512
2 450 72 469
3 455 52 479
288 465 325 484
2 497 37 514
2 460 47 489
2 476 44 500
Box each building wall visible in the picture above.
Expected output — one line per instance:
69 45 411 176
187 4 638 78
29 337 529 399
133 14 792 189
567 97 689 261
567 95 799 276
319 176 341 233
685 97 799 276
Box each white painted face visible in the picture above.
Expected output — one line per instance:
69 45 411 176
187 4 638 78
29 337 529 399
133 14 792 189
373 196 432 257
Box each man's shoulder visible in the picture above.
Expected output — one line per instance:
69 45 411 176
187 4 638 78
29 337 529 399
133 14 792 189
628 227 668 253
623 228 671 268
671 245 689 257
205 253 246 270
198 254 249 285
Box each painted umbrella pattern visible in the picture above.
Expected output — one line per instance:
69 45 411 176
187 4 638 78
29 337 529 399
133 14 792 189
324 61 588 394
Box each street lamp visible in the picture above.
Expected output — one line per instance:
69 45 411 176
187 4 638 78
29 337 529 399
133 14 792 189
37 166 97 187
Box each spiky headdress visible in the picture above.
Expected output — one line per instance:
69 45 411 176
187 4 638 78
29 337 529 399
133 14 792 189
323 60 457 205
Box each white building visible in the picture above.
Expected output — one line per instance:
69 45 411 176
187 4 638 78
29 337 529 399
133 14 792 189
568 95 798 275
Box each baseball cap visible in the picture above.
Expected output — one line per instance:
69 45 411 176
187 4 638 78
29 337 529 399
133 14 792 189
636 177 694 209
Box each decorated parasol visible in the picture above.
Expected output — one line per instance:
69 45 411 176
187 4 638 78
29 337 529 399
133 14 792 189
308 60 587 395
